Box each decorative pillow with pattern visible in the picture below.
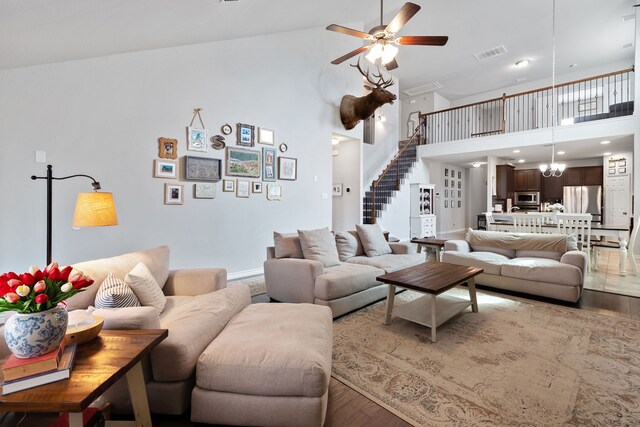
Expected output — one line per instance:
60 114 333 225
95 273 141 309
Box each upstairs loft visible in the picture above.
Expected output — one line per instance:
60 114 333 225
416 68 635 153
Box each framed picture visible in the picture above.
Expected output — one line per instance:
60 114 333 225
226 147 261 178
458 190 462 198
154 160 177 179
278 157 297 181
619 168 627 174
164 183 183 205
223 179 235 192
618 160 627 167
444 200 448 208
444 189 449 198
252 182 263 193
444 168 448 177
187 127 207 152
458 200 462 208
333 183 343 197
236 179 250 198
608 160 617 167
267 183 282 201
262 147 277 182
236 123 255 147
458 181 461 189
158 138 177 159
458 171 462 179
194 183 216 199
258 128 274 145
185 156 221 181
608 168 616 175
451 199 455 208
445 179 448 187
451 180 456 188
451 170 455 178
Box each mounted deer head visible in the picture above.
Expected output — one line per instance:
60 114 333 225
339 59 396 130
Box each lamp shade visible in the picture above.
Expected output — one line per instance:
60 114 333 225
72 192 118 227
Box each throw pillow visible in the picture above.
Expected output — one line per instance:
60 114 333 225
566 234 579 251
356 224 392 257
95 273 141 309
125 262 167 313
334 231 365 261
273 232 304 259
297 228 341 267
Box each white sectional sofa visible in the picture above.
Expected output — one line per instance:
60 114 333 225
442 229 588 302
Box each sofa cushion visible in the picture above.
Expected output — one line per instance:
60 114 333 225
298 228 340 267
346 253 424 273
314 263 385 301
151 285 251 382
94 273 141 309
273 232 304 259
125 262 167 313
466 229 571 253
501 258 582 287
334 231 365 261
514 250 563 261
196 303 332 397
356 224 392 257
441 251 509 276
67 246 170 311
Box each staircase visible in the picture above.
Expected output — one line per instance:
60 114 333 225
363 137 419 224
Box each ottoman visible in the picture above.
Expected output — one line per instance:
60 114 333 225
191 302 333 427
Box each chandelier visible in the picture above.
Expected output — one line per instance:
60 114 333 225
539 0 565 178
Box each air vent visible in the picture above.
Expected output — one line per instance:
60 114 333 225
474 45 508 61
403 81 444 97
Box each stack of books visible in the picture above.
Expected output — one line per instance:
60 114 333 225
1 340 77 395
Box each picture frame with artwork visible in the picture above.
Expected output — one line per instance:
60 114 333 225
458 200 462 208
236 123 255 147
226 147 261 178
158 138 177 159
258 128 275 145
444 200 448 208
154 160 177 179
278 157 297 181
333 183 343 197
236 179 250 198
444 189 448 198
252 182 263 193
262 147 276 182
444 168 448 177
164 183 183 205
444 179 448 187
267 183 282 201
185 156 221 181
458 171 462 179
187 127 207 152
223 179 235 192
458 190 462 198
194 183 216 199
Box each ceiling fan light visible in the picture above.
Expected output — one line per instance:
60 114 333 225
366 43 384 63
380 44 398 64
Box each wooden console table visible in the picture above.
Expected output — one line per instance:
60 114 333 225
0 329 168 427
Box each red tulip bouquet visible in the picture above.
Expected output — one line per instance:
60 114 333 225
0 262 94 313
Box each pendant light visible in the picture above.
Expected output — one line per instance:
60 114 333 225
539 0 565 178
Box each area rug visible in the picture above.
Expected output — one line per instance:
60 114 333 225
332 289 640 426
229 275 266 297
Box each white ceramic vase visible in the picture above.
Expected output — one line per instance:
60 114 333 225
4 305 68 358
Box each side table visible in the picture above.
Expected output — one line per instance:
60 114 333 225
411 237 447 262
0 329 167 427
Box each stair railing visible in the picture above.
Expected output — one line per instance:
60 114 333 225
371 126 421 223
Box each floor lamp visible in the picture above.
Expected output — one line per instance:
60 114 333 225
31 164 118 264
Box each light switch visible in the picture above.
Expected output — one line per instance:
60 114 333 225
321 193 328 200
35 151 46 163
314 176 318 182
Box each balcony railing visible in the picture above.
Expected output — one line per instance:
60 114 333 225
419 68 634 145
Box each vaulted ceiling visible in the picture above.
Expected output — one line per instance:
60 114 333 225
0 0 635 100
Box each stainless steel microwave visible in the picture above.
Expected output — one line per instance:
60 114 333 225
513 191 540 206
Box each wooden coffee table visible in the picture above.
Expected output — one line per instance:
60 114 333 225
378 262 483 343
0 329 168 427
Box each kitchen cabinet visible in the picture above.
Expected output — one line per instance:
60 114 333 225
495 165 514 200
542 174 563 200
514 169 542 191
563 168 583 186
583 166 603 186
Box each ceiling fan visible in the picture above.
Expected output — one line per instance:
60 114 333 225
326 1 448 71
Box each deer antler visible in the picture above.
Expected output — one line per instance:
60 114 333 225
372 65 395 88
351 58 382 87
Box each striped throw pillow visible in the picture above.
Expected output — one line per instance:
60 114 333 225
95 273 141 309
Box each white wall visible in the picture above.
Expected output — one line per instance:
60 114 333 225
332 137 362 231
399 92 451 143
428 161 467 234
467 166 487 229
0 27 363 274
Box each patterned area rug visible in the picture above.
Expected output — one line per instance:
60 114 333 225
332 289 640 426
229 275 266 297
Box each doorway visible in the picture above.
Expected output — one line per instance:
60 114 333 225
331 134 362 231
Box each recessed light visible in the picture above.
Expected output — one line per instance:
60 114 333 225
514 77 527 83
604 152 612 156
515 59 529 68
569 63 578 68
600 140 610 145
513 150 520 153
557 151 565 155
518 159 525 163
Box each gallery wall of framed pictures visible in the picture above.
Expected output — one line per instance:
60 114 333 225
443 167 463 210
153 112 296 205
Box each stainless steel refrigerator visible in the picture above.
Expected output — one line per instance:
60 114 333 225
563 186 602 223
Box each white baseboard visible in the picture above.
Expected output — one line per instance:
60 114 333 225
228 268 264 281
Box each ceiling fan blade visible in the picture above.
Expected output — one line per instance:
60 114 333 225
331 46 370 65
397 36 449 46
385 2 421 34
326 24 370 39
385 59 399 71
